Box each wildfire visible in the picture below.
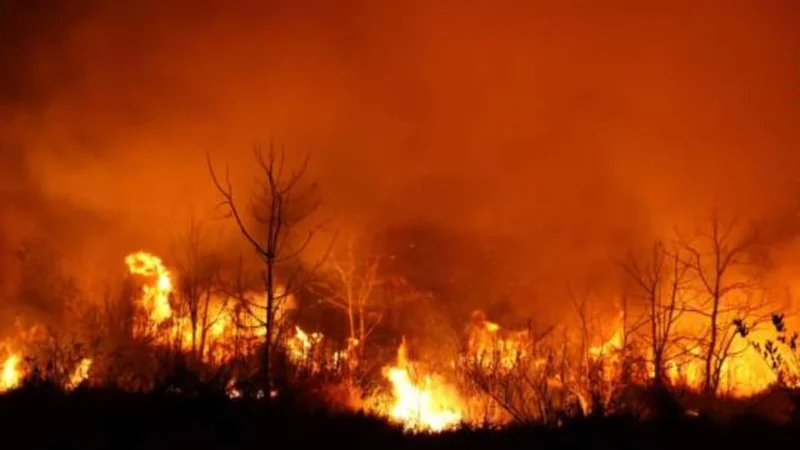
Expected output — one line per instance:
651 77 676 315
467 313 528 370
287 326 324 367
1 245 790 427
332 338 360 371
226 379 242 399
123 251 302 365
381 339 463 432
67 358 93 390
662 334 778 396
125 251 174 326
585 310 779 396
589 319 624 359
1 354 22 392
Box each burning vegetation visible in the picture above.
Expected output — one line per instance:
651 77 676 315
1 145 799 436
0 3 799 448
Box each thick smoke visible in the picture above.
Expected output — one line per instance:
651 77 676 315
1 1 799 323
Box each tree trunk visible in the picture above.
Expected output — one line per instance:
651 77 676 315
650 290 664 387
199 289 211 361
190 304 198 358
705 293 720 395
347 302 355 346
264 261 274 399
358 303 365 358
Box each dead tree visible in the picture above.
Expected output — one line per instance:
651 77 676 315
567 285 605 415
621 241 689 387
171 215 227 363
679 213 769 395
311 231 382 358
208 145 331 395
222 257 265 383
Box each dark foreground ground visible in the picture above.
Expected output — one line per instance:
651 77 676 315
1 385 799 450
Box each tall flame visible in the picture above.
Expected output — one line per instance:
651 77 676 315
287 326 323 366
67 358 93 390
0 354 22 392
125 251 174 325
122 250 306 370
383 339 462 432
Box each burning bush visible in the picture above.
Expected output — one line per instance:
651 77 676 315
1 204 797 434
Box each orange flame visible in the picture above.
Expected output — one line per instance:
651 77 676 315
589 321 623 358
287 326 323 366
123 251 302 365
67 358 92 390
125 251 174 327
468 317 528 370
382 339 462 432
1 354 22 392
586 310 778 396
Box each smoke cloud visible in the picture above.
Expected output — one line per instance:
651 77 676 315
1 0 799 321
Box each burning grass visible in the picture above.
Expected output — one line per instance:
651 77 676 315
1 241 799 434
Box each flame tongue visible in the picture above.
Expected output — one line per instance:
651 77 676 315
383 339 462 432
125 251 174 326
0 354 21 392
67 358 93 390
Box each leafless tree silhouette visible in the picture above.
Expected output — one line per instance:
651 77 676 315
621 241 689 387
310 230 382 359
170 214 228 363
208 144 333 395
678 213 770 395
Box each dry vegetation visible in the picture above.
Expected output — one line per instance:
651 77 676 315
2 147 800 448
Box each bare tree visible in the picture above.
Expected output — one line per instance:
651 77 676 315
567 285 611 415
311 231 382 358
208 144 332 395
220 257 265 388
171 215 229 362
621 241 689 387
679 213 770 395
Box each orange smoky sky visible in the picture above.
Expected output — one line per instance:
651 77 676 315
1 1 799 317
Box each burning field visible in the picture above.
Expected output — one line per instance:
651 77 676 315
1 236 799 434
1 1 800 448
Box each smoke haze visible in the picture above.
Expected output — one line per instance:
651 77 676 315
1 0 799 320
